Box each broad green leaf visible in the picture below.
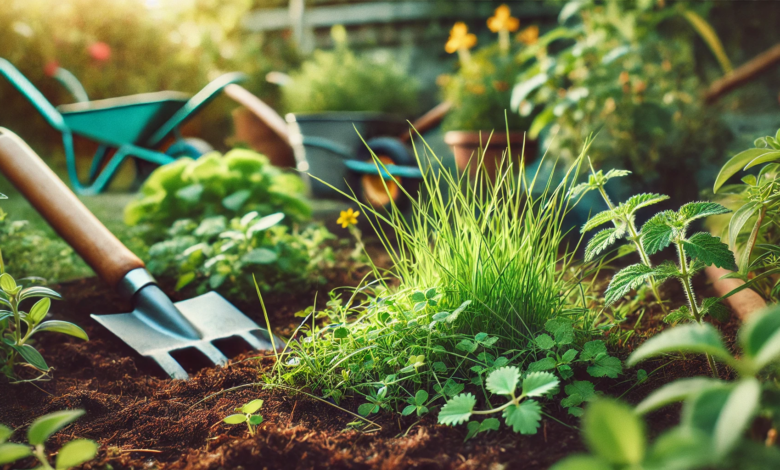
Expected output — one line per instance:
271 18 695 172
455 339 478 354
739 304 780 369
580 341 606 362
527 357 556 372
55 439 98 470
581 209 617 233
401 405 416 416
565 381 596 401
585 227 625 261
744 150 780 170
332 327 349 339
678 202 731 223
534 334 555 350
0 273 16 293
13 344 49 371
646 427 713 470
728 202 760 249
605 264 656 306
28 410 85 446
175 183 204 203
33 321 88 341
550 455 610 470
0 425 11 444
635 378 724 415
503 399 541 434
438 393 476 426
241 248 278 265
640 213 675 255
223 414 247 424
480 418 500 432
19 286 62 302
357 403 378 416
0 443 32 465
28 298 50 324
583 399 645 465
222 189 251 212
627 323 731 367
241 399 264 414
415 390 428 405
522 372 559 397
623 193 669 214
464 421 480 441
247 212 285 236
712 378 761 457
714 148 779 193
544 318 574 345
561 349 578 363
248 415 263 425
682 233 737 270
587 356 622 379
410 292 426 302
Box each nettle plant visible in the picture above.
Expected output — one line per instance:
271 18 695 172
223 399 264 437
0 255 88 379
713 127 780 301
0 409 98 470
554 303 780 470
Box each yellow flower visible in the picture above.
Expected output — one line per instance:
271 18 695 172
445 22 477 54
337 208 360 228
517 25 539 45
487 5 520 33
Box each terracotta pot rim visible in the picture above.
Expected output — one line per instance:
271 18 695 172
444 130 529 145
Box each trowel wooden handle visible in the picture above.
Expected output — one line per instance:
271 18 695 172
0 129 144 287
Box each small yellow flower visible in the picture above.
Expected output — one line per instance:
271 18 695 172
487 5 520 33
517 25 539 45
337 208 360 228
445 22 477 54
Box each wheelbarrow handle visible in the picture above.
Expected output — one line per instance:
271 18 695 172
0 128 145 287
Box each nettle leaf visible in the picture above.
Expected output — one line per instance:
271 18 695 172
581 209 618 233
522 372 559 397
627 323 731 367
587 356 622 379
604 169 631 180
580 340 607 362
545 318 574 345
683 233 737 270
486 367 520 396
438 393 476 426
534 334 555 350
640 213 675 255
585 226 626 262
678 202 731 223
623 193 669 215
604 264 656 306
663 306 692 325
700 298 730 322
566 381 596 402
503 400 542 434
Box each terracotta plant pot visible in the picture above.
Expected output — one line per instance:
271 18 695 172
444 130 536 178
705 266 767 321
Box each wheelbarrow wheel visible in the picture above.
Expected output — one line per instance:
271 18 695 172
356 137 415 210
134 137 215 186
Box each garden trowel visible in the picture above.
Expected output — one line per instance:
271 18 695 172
0 128 279 379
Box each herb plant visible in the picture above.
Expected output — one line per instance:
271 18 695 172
0 260 88 379
713 127 780 301
223 399 264 437
124 149 311 233
145 212 335 299
0 409 97 470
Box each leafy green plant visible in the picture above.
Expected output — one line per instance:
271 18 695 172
124 149 311 234
145 212 335 298
438 367 558 436
572 164 669 311
282 25 418 116
712 127 780 301
0 260 88 379
223 399 264 437
0 409 98 470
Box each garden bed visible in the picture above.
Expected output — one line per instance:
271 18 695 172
0 275 734 470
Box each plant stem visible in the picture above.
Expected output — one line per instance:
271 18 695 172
8 295 20 371
34 444 54 470
597 186 667 312
675 240 719 378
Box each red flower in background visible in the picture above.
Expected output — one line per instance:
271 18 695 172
43 61 59 77
88 42 111 62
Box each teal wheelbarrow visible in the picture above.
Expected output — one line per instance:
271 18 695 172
0 58 245 195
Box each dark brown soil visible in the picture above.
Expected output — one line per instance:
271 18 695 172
0 274 738 470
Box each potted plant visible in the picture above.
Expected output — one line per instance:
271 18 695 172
440 5 539 177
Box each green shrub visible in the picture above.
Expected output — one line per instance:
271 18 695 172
281 26 419 116
124 149 311 232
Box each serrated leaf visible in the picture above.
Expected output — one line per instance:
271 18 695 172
55 439 98 469
28 410 84 446
565 381 596 401
534 334 555 350
522 372 559 397
580 341 607 362
700 298 730 322
663 306 692 325
640 213 675 255
583 399 645 465
527 357 557 372
438 393 476 425
682 233 737 270
585 227 625 261
678 202 731 223
635 378 724 415
581 209 618 233
223 414 247 424
587 356 622 378
544 318 574 345
604 169 631 180
623 193 669 214
604 264 656 306
627 323 731 367
503 400 542 434
486 366 521 396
